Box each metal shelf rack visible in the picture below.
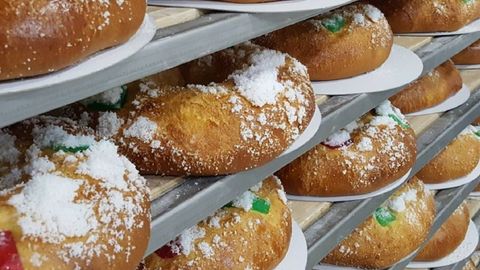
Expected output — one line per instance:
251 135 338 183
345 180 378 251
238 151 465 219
0 4 478 268
0 10 346 129
146 33 480 256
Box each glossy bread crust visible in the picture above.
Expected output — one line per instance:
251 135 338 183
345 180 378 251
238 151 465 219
417 129 480 183
323 178 435 268
390 61 462 114
106 44 316 176
369 0 480 33
143 177 291 270
255 3 393 80
452 40 480 65
416 203 470 261
276 112 416 196
0 0 146 81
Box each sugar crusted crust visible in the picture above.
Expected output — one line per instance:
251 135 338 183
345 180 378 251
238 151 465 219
255 3 393 80
142 176 291 270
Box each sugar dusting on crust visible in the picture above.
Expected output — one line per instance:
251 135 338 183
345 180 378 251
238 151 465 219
336 181 430 258
318 102 412 189
1 0 134 79
0 130 20 165
160 178 288 266
229 49 286 107
1 119 148 267
122 43 314 175
8 174 97 243
123 116 158 143
309 4 390 47
82 87 123 106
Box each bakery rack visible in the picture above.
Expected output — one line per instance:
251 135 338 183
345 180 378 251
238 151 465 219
146 32 480 257
305 70 480 269
0 8 342 128
1 5 480 270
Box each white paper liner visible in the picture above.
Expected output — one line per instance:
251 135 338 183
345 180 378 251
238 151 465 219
422 158 480 190
148 0 356 13
408 221 479 268
312 45 423 95
456 64 480 70
275 221 308 270
313 264 358 270
397 18 480 37
0 15 156 95
281 106 322 156
287 169 412 202
406 84 470 116
469 191 480 197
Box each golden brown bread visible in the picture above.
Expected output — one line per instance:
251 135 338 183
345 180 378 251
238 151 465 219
417 126 480 183
0 118 150 270
142 176 291 270
416 203 470 261
390 60 463 114
323 178 436 269
369 0 480 33
80 43 316 176
254 3 393 80
0 0 146 81
453 40 480 65
276 101 416 196
474 117 480 126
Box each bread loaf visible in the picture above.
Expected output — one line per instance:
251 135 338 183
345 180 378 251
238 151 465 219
390 60 462 114
142 177 291 270
0 117 150 270
75 44 316 176
323 178 435 269
276 101 416 196
453 40 480 65
369 0 480 33
0 0 146 81
255 3 393 80
415 203 470 261
417 126 480 183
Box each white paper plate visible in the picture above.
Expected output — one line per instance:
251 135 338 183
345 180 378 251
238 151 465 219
456 64 480 70
406 84 470 116
422 159 480 190
470 191 480 197
0 15 156 95
275 221 308 270
148 0 356 13
312 45 423 95
313 263 358 270
408 221 479 268
287 169 412 202
281 106 322 156
397 18 480 37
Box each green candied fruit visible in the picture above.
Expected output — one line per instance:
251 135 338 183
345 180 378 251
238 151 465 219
252 197 271 214
474 130 480 138
462 0 474 4
52 144 90 153
87 85 128 111
374 207 396 227
222 197 270 214
388 114 410 129
322 14 346 33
